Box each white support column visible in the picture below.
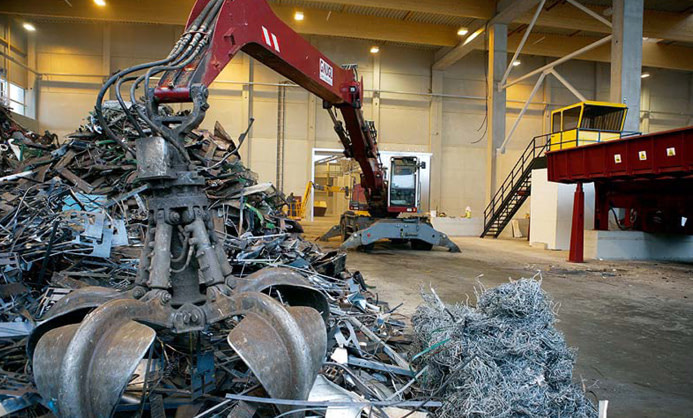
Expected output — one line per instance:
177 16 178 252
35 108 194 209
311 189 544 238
593 62 599 101
102 24 111 99
4 16 10 88
610 0 643 132
306 90 317 221
102 24 111 76
241 56 254 166
429 70 444 212
372 52 381 130
307 94 317 145
486 24 507 204
640 77 651 133
25 35 38 120
542 57 551 134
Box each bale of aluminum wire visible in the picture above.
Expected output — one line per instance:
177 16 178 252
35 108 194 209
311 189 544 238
411 277 597 418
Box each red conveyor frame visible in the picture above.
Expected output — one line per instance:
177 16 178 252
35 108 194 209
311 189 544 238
545 126 693 262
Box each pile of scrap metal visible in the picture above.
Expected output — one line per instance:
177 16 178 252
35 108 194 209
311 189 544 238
0 106 437 417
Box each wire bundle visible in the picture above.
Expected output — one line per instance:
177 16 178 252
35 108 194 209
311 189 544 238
412 278 597 418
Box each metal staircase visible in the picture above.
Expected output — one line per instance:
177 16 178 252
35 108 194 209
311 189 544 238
481 134 550 238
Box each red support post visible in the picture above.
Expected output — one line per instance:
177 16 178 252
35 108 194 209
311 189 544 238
594 182 610 231
569 182 585 263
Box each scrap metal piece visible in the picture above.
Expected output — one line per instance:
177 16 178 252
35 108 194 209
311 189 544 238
0 322 33 338
57 168 95 193
308 375 365 418
0 392 40 417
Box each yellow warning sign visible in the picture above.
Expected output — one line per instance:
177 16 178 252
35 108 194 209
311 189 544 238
667 147 676 157
639 151 647 161
614 154 622 164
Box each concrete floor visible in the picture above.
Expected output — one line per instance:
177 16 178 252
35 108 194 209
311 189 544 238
304 217 693 417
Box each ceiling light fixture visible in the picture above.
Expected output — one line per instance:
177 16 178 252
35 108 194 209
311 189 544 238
370 46 380 54
94 0 106 6
463 29 483 46
22 22 36 32
513 60 521 67
457 27 469 36
641 72 650 79
294 11 304 21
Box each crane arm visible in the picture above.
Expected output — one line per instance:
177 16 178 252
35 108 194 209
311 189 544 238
152 0 388 216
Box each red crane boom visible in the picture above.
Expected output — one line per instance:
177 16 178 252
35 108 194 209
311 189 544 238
153 0 388 216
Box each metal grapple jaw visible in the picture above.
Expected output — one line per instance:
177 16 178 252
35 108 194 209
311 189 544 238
29 132 328 417
31 288 327 417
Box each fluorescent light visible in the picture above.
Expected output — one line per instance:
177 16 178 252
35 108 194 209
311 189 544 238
294 11 304 21
457 27 469 36
22 23 36 32
94 0 106 6
370 46 380 54
513 60 521 67
463 29 483 45
641 72 650 79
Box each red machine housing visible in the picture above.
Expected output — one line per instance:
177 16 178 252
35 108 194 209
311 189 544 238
547 126 693 261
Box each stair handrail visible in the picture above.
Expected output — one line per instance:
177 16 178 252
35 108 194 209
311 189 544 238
483 133 552 228
482 129 641 235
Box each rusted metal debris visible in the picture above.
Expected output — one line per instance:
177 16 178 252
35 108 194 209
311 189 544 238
0 105 434 418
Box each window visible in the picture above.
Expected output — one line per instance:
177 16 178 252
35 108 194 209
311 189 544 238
0 79 26 116
552 113 561 133
389 158 418 208
562 107 581 131
581 105 626 131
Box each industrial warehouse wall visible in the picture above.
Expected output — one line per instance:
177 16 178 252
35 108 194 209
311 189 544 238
19 20 693 219
0 17 28 89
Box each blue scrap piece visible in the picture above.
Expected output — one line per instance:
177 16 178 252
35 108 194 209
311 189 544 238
62 193 107 212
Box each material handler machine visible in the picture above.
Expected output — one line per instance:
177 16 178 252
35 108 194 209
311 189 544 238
320 155 460 252
28 0 458 416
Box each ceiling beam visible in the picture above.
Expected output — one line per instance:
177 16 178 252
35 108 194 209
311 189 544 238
304 0 494 20
437 31 693 73
521 2 693 44
0 1 459 47
275 7 458 47
1 1 692 72
3 0 693 45
433 22 486 70
0 0 495 23
509 33 693 73
434 0 542 70
0 0 194 25
490 0 541 26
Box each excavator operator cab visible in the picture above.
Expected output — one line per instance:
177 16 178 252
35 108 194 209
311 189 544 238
549 101 628 151
388 157 420 213
349 182 369 213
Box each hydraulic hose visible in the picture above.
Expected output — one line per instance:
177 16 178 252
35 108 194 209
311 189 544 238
93 0 220 154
